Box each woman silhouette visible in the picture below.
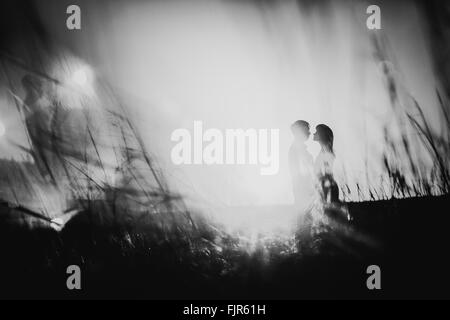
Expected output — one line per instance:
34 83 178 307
313 124 339 203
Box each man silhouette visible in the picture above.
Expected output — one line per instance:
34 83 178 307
289 120 315 210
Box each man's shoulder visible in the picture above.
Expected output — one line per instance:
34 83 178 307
288 144 297 154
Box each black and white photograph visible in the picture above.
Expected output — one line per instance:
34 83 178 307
0 0 449 303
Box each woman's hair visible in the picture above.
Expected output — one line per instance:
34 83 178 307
315 124 334 154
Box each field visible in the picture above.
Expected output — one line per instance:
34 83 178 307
1 194 449 300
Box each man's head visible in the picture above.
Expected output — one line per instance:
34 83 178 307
291 120 310 142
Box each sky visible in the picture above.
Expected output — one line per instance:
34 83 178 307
0 0 445 208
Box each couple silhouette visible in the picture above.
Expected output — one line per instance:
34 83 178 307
289 120 339 210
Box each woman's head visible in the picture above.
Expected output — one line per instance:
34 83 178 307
314 124 334 152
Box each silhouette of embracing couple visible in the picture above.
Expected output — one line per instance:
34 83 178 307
289 120 339 210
